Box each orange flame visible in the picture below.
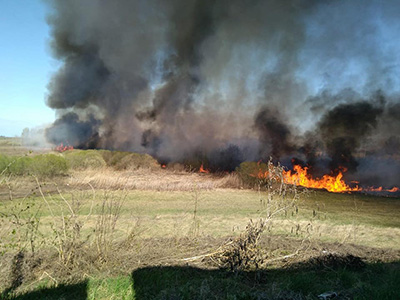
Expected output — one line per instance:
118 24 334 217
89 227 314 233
283 165 360 193
54 143 73 152
252 163 399 194
199 164 210 173
161 164 166 169
387 187 399 193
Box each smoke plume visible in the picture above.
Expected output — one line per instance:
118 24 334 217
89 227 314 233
44 0 400 188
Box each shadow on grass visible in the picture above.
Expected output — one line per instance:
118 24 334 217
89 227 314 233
0 250 88 300
132 259 400 300
2 258 399 299
2 281 88 300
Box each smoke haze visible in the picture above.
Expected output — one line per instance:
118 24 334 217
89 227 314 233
44 0 400 187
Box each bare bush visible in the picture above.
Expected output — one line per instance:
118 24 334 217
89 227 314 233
214 219 266 271
211 159 304 271
94 191 125 261
0 177 41 256
35 178 84 266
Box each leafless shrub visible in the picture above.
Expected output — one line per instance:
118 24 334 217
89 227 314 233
1 173 128 270
212 159 305 271
35 178 84 266
214 219 266 271
189 186 201 237
0 179 41 257
94 191 125 261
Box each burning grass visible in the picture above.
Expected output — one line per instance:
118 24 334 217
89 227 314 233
237 160 400 194
1 138 398 196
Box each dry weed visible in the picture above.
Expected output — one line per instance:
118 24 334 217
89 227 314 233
210 159 305 271
68 168 218 191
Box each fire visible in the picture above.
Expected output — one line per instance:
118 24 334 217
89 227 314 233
364 186 399 193
161 164 166 169
199 164 210 173
252 162 268 179
54 143 73 152
283 165 360 193
387 187 399 193
252 162 399 194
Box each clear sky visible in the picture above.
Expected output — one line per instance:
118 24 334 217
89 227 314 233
0 0 56 137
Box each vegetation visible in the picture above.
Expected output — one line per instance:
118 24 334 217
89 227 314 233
235 161 269 187
0 138 398 299
64 150 106 170
0 148 160 178
2 261 399 299
0 154 68 178
99 150 159 171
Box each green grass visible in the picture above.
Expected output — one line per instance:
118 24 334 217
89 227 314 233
1 189 399 251
5 261 399 299
99 150 159 170
0 154 68 177
5 282 88 300
63 150 106 170
302 191 400 227
17 188 398 227
0 148 160 177
3 277 134 300
87 276 134 300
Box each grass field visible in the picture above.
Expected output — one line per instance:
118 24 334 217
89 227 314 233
0 138 399 299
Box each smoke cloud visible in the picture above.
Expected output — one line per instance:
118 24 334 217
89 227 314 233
44 0 400 188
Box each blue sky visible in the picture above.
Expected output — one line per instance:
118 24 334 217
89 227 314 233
0 0 56 137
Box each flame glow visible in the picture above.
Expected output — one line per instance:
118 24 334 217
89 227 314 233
283 165 360 193
199 164 210 173
54 143 73 152
252 163 399 194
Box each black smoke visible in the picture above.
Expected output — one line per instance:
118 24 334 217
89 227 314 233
255 107 295 159
43 0 400 188
318 101 384 173
46 112 101 148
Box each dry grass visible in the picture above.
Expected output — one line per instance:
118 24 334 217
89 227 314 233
0 137 51 156
67 168 242 191
1 186 398 254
